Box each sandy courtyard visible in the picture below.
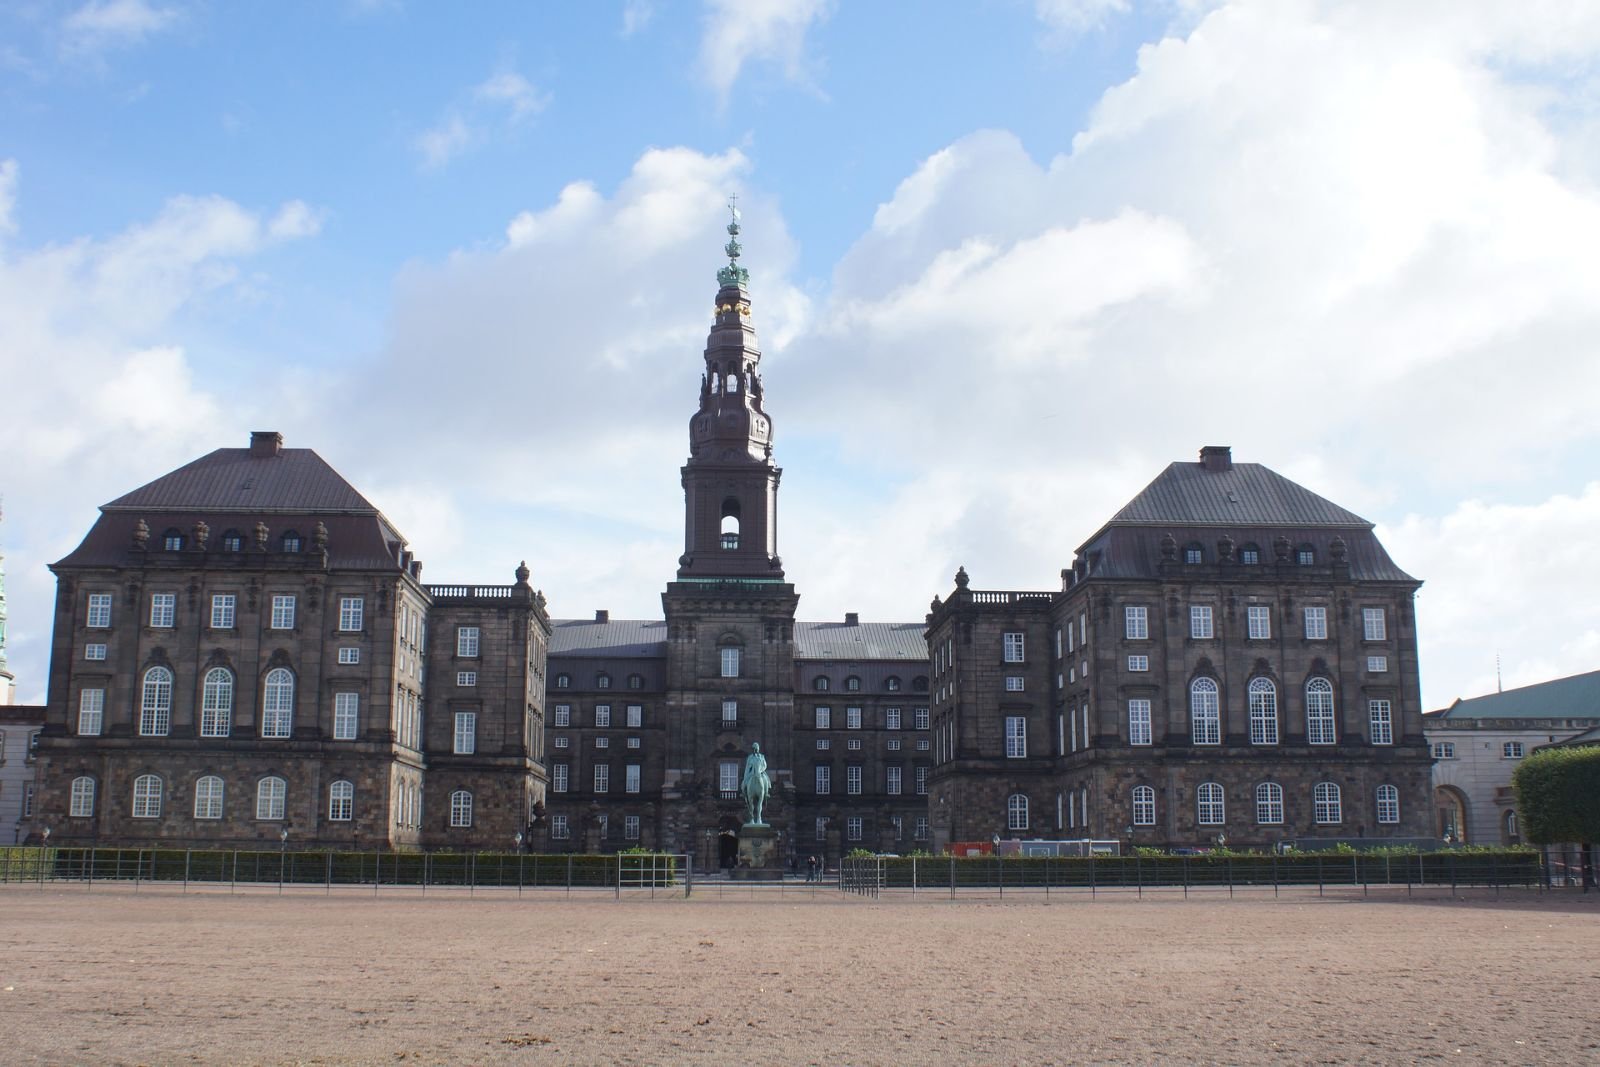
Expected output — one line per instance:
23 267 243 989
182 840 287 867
2 884 1597 1065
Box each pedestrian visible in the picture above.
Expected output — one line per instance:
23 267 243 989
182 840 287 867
806 854 818 883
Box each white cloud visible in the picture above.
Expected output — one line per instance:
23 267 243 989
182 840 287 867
415 68 549 170
622 0 654 36
699 0 829 100
0 159 17 237
475 71 549 122
1035 0 1130 40
413 114 473 170
62 0 177 54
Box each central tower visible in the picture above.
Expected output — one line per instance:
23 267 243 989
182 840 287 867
660 205 799 860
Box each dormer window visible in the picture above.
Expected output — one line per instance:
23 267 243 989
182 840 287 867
162 529 185 551
1184 543 1204 564
220 529 243 552
814 676 830 692
885 676 901 692
596 673 612 689
281 530 302 553
912 675 929 692
554 673 571 689
1297 544 1316 566
627 673 644 690
846 676 861 692
1239 543 1260 565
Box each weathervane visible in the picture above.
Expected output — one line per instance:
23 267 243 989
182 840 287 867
717 194 749 288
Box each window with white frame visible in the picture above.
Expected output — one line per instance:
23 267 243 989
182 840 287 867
1304 606 1328 640
262 668 295 738
887 738 901 751
594 704 611 728
456 671 476 687
917 738 930 752
270 595 296 630
1184 543 1203 564
1004 632 1025 662
554 674 570 688
149 593 176 628
816 738 830 750
915 765 928 794
595 737 610 749
552 764 569 792
554 736 569 748
815 765 831 794
886 676 901 692
78 688 105 736
1196 782 1225 825
1190 677 1220 745
87 592 113 628
1306 678 1336 744
1376 784 1400 824
625 815 641 840
1005 716 1027 758
847 707 862 729
1255 782 1284 824
846 676 861 692
553 704 570 727
338 646 360 665
596 673 611 689
140 666 173 736
885 707 901 730
1368 655 1388 673
815 676 831 692
457 626 480 657
1431 741 1455 759
256 777 286 820
194 775 224 820
1247 605 1271 640
847 764 863 795
211 594 236 630
719 761 740 794
333 692 359 740
1128 655 1149 672
593 764 610 792
1503 741 1524 759
329 780 354 821
720 647 740 677
1190 605 1214 639
914 815 930 840
450 790 473 827
1369 700 1393 745
1005 675 1024 692
551 815 570 839
201 667 233 737
627 705 643 728
339 597 364 631
722 699 738 725
814 817 827 842
815 706 831 730
1132 785 1156 826
914 707 929 730
847 738 861 751
843 816 861 842
625 764 641 793
1313 782 1342 823
85 643 107 660
1128 699 1152 746
886 766 902 795
70 775 96 817
1362 608 1387 641
1125 605 1148 640
1248 677 1278 745
1007 793 1030 830
454 712 476 754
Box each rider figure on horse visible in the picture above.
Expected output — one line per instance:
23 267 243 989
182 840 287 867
741 742 770 826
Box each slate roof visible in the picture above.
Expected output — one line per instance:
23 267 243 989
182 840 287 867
1431 669 1600 721
549 619 668 658
1095 460 1371 538
547 619 929 661
104 447 377 514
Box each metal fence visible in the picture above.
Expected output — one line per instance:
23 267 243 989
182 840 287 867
0 847 692 898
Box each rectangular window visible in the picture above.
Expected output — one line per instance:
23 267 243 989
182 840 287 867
149 593 175 628
339 597 364 631
551 815 570 839
1369 700 1393 745
846 706 862 730
627 705 643 728
847 817 863 842
722 699 738 725
78 689 105 735
1124 606 1148 640
1247 605 1271 640
815 706 831 730
1432 741 1455 759
815 817 827 842
1363 608 1387 641
916 739 930 751
85 643 107 661
625 764 641 794
720 647 740 677
595 705 611 728
553 704 571 727
1189 605 1213 639
887 738 901 751
719 761 740 794
333 692 359 740
1127 655 1149 672
457 671 477 687
554 736 569 748
454 712 476 754
1132 788 1156 827
1003 632 1025 662
271 595 296 630
1503 741 1524 759
595 736 610 749
1304 606 1328 640
846 738 861 751
1368 655 1389 673
914 707 929 730
914 816 930 840
457 626 480 657
338 646 360 665
886 766 902 795
893 815 904 841
1005 716 1027 758
885 707 901 730
815 765 831 794
211 594 236 629
625 815 641 840
552 764 569 792
847 764 862 795
87 593 113 628
1005 675 1024 692
1128 699 1152 746
915 765 929 795
816 738 830 750
593 764 610 792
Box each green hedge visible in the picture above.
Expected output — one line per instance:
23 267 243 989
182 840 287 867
1514 746 1600 845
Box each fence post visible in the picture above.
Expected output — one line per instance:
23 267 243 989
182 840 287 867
616 854 622 901
567 854 573 897
950 855 955 901
135 848 142 893
1136 853 1143 900
1089 851 1096 900
1272 853 1278 899
88 847 95 892
911 856 917 900
1182 855 1189 899
1491 851 1499 897
1227 855 1233 900
517 852 524 898
374 851 380 898
1356 854 1364 898
326 852 333 896
184 850 190 893
1317 855 1323 897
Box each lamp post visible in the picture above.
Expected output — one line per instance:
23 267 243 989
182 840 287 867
514 831 524 853
278 827 289 894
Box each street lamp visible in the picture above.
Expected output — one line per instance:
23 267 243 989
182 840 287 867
278 827 289 894
514 831 524 853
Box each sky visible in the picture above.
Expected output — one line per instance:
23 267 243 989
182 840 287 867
2 0 1599 711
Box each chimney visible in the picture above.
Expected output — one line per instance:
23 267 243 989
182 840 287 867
1199 445 1232 472
595 609 610 624
845 612 859 626
250 430 284 458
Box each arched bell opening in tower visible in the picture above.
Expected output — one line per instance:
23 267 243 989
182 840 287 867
720 498 741 550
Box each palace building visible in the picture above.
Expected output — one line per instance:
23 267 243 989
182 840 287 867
31 216 1433 860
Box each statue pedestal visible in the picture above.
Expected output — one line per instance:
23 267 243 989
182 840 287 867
730 824 784 880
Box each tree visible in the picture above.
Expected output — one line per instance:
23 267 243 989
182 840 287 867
1512 746 1600 890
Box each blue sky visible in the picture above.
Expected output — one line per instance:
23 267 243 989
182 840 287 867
4 0 1600 710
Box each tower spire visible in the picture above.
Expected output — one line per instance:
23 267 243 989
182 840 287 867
717 195 749 289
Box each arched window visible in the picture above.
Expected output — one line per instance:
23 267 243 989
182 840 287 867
1255 782 1284 824
596 672 611 689
1196 782 1225 826
201 667 233 738
1007 793 1030 831
1502 808 1519 844
162 528 185 551
846 676 861 692
140 666 173 736
555 673 570 689
1183 542 1204 564
912 676 929 692
1248 677 1278 745
262 668 295 738
132 774 163 819
814 676 830 691
194 775 224 819
1190 677 1220 745
1131 785 1156 826
256 777 286 820
70 776 96 817
627 673 644 690
1306 678 1336 744
1313 782 1342 824
450 789 473 828
220 529 243 552
720 497 741 550
1238 543 1261 565
281 530 302 553
885 676 901 692
1376 784 1400 825
329 780 354 822
1296 544 1316 566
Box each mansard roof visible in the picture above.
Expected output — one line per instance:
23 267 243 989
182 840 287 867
104 444 378 514
549 619 668 658
1431 669 1600 721
547 618 928 661
1097 458 1371 536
